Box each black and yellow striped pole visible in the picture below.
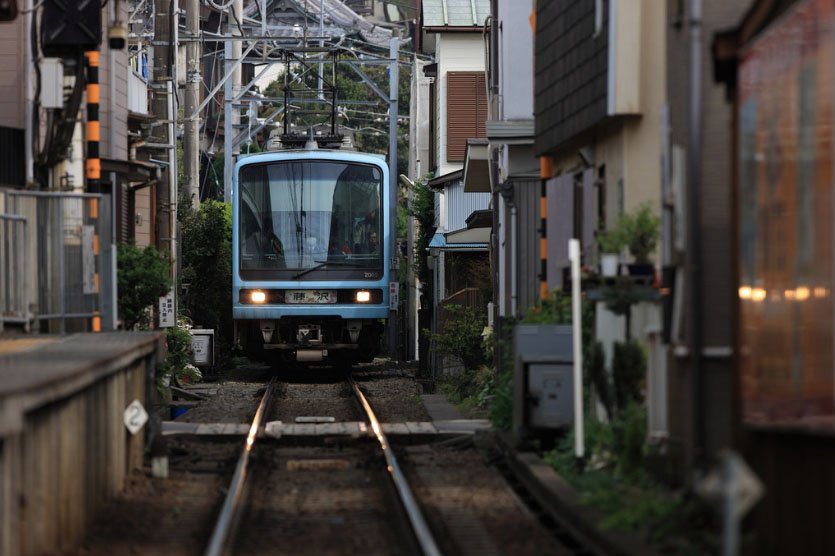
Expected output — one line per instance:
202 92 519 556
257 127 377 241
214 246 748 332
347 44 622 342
539 155 552 300
85 50 100 187
86 50 102 332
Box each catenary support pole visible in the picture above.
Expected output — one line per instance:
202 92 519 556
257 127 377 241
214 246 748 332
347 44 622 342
388 31 399 360
224 0 243 203
184 0 201 205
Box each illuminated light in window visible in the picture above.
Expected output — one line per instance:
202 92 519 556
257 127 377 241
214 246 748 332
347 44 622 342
784 289 796 301
795 286 810 301
356 290 371 303
250 290 267 304
814 287 828 298
739 286 753 300
751 288 767 302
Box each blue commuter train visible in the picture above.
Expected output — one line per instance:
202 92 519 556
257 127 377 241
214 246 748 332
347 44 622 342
232 147 390 366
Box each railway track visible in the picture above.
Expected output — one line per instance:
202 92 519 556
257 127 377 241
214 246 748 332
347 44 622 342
74 362 574 555
204 373 442 556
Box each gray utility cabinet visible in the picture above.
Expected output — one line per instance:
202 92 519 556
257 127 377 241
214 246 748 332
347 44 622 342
513 324 574 437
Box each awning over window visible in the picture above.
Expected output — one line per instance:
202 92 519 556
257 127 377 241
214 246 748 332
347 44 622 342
463 139 490 192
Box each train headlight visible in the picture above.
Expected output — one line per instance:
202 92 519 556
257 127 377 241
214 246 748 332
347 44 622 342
355 290 371 303
250 290 267 304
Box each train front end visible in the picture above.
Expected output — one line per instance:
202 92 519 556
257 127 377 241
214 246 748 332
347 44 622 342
232 150 390 366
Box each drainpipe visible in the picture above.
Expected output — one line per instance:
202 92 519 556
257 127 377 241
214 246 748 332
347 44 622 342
24 0 33 185
687 0 706 471
511 202 517 316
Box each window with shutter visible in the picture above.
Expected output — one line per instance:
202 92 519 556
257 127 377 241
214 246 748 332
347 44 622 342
446 72 487 162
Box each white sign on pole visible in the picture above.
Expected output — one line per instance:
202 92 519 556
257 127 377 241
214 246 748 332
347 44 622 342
82 225 96 294
389 282 399 310
159 289 175 328
696 450 764 520
123 399 149 435
569 239 584 458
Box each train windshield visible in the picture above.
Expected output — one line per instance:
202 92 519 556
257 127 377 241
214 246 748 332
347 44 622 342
238 160 383 271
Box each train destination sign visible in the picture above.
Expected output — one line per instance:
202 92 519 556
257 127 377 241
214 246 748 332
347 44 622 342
285 290 337 304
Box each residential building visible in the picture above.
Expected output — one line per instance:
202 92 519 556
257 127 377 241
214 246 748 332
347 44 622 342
473 0 540 325
661 0 750 481
714 0 835 551
414 0 492 372
532 1 667 437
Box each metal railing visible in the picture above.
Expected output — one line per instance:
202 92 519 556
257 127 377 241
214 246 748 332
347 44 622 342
1 190 114 333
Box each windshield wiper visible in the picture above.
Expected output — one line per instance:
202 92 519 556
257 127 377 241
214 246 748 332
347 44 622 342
292 259 357 280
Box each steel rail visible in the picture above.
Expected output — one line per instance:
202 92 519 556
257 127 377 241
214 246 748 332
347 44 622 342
204 377 277 556
348 377 442 556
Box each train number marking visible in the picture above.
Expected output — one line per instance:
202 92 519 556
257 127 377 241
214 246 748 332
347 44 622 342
123 400 149 435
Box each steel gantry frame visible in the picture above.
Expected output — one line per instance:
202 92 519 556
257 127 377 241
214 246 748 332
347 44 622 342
184 0 404 358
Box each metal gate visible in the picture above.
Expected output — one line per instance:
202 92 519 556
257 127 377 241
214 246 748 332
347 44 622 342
1 190 114 333
0 212 29 331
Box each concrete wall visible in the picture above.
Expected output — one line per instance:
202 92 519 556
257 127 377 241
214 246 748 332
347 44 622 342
0 332 163 556
409 59 432 180
498 0 534 120
99 1 130 161
545 0 665 255
621 0 665 216
134 186 153 248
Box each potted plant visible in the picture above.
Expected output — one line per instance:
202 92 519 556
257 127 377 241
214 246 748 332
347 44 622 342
596 225 625 277
621 203 659 276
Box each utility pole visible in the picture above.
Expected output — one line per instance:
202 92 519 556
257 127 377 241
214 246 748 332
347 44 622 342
152 0 171 256
318 0 324 100
152 0 177 324
184 0 201 206
223 0 243 203
388 30 399 360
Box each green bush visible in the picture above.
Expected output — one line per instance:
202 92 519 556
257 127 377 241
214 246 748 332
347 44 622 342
164 323 192 371
439 365 494 413
588 341 614 420
431 304 487 370
179 200 233 362
543 407 694 546
521 289 573 324
613 340 646 412
117 243 171 330
157 321 202 390
621 203 660 264
596 225 626 254
489 369 513 431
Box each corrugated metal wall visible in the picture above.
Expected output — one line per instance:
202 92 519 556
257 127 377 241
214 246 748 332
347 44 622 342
513 178 541 315
445 179 490 231
0 16 24 130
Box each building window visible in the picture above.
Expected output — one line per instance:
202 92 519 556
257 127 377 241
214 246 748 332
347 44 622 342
446 71 487 162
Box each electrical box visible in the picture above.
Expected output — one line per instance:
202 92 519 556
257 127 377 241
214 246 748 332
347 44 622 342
40 58 63 109
528 364 574 428
513 324 573 439
190 329 215 368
